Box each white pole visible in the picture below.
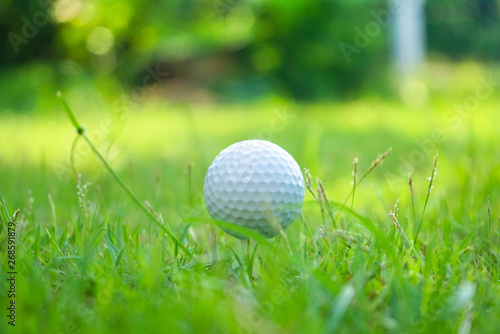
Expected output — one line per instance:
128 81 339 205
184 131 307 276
392 0 426 75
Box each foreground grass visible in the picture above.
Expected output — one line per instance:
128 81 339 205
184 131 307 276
1 94 500 333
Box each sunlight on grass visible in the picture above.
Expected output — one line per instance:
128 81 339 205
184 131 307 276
1 95 499 333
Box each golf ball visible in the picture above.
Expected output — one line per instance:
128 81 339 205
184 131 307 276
204 140 305 238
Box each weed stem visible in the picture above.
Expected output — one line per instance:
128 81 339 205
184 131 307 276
58 92 191 255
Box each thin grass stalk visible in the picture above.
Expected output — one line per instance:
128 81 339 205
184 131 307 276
351 157 358 209
409 173 416 235
414 151 439 244
0 190 12 223
487 196 491 235
388 199 411 247
333 148 392 226
57 91 191 255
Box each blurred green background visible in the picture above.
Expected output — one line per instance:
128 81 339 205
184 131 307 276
2 1 500 333
1 0 499 112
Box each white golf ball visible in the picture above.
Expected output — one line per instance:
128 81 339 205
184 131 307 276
204 140 305 238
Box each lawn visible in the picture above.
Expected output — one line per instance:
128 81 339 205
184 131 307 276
1 83 500 333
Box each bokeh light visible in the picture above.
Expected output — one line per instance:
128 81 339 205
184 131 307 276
50 0 82 23
86 26 114 55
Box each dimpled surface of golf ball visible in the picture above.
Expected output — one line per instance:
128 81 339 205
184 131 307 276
204 140 305 238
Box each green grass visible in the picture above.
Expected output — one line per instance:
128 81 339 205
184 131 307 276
1 91 500 333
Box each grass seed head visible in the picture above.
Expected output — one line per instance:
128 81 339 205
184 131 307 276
76 173 91 220
304 168 313 193
368 147 392 173
352 157 358 179
316 177 329 204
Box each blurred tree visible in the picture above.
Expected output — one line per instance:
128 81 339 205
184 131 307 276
426 0 500 60
0 0 499 106
0 0 389 102
0 0 59 65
